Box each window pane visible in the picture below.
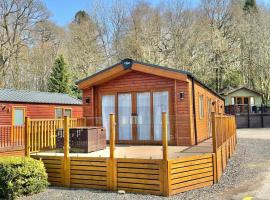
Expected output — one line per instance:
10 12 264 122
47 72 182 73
118 93 132 140
14 109 24 126
237 98 242 105
55 108 63 118
102 95 115 140
137 92 151 140
64 109 72 117
244 97 249 104
153 91 170 141
199 95 204 119
231 97 235 105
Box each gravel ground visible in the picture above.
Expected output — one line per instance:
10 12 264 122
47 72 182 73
20 136 270 200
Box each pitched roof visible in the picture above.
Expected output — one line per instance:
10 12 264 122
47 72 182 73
0 89 82 105
220 86 261 96
76 58 223 99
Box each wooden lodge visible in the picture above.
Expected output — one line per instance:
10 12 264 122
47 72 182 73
0 89 83 156
77 58 225 146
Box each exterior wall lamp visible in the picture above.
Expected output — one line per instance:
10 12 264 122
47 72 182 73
179 92 184 100
85 97 90 104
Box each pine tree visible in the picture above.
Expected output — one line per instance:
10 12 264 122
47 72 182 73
48 55 71 94
243 0 257 13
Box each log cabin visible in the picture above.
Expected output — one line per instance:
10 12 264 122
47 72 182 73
0 89 83 156
0 89 83 126
77 58 225 146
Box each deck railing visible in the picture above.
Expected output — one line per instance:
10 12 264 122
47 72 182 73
212 113 237 181
0 125 25 149
31 113 237 196
26 117 86 153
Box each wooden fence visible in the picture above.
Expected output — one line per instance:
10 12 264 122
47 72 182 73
26 117 86 153
212 114 237 181
31 113 237 196
0 125 25 148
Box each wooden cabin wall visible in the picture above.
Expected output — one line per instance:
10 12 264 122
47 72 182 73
83 71 195 145
0 103 83 126
193 82 225 143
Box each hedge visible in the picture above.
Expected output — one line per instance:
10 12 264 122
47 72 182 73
0 157 48 199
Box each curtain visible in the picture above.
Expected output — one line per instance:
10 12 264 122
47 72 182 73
118 93 132 140
137 92 151 140
153 91 170 141
102 95 115 140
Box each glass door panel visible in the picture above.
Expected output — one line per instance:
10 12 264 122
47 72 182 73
137 92 151 140
118 93 132 140
102 95 115 140
153 91 170 141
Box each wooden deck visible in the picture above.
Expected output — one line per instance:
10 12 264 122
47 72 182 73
32 138 213 159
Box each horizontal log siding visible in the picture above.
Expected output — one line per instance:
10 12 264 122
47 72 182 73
175 80 193 145
0 103 83 126
83 71 188 145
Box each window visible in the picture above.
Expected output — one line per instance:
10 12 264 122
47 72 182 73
199 95 204 119
55 108 72 118
64 109 72 117
13 108 25 126
55 108 63 118
231 97 235 105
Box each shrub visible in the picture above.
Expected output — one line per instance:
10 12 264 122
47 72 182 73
0 157 48 199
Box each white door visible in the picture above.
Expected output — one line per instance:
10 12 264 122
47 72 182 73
137 92 151 140
153 91 170 141
118 93 132 140
102 95 115 140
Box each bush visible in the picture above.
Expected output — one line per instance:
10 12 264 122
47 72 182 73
0 157 48 199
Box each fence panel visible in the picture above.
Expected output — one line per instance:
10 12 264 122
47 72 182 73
169 154 214 195
116 158 163 195
0 125 24 148
70 157 108 190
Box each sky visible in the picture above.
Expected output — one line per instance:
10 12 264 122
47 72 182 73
42 0 270 27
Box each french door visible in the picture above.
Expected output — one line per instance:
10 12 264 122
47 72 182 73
101 91 170 142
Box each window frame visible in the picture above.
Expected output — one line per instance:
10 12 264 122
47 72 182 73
12 106 26 126
55 107 72 119
199 95 204 120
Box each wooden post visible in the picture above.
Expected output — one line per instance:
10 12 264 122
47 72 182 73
108 113 116 190
162 112 170 196
110 114 115 159
25 117 30 157
162 112 168 161
63 116 70 187
211 112 217 153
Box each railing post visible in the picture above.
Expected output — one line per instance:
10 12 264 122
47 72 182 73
25 117 30 157
108 113 116 190
162 112 170 196
63 116 70 187
211 112 217 153
162 112 168 161
211 112 218 184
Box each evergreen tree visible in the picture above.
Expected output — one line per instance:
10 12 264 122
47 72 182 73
48 55 71 94
243 0 257 12
74 10 90 24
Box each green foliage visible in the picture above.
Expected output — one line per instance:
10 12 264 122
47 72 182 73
243 0 257 12
74 10 90 24
48 55 71 94
222 70 243 90
0 157 48 199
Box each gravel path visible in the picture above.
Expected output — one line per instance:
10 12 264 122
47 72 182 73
20 131 270 200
